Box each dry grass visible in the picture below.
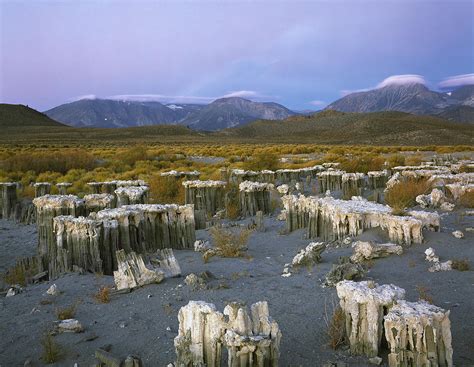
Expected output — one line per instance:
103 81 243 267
458 190 474 208
55 303 77 320
416 285 434 304
385 178 431 214
208 226 252 259
452 258 471 271
324 299 346 349
148 175 185 204
93 286 111 303
2 266 27 287
41 332 61 364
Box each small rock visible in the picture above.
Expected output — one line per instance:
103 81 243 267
46 284 59 296
166 326 171 331
465 227 474 232
368 356 382 365
281 273 291 278
58 319 84 333
452 230 464 239
23 358 32 367
119 322 127 328
6 285 22 297
147 294 152 298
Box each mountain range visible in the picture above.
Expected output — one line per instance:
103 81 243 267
44 97 294 130
41 83 474 130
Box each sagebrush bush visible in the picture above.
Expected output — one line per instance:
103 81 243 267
148 175 185 204
324 300 346 349
452 258 470 271
94 286 111 303
2 149 96 174
385 178 431 214
243 151 279 171
55 303 77 320
208 226 252 258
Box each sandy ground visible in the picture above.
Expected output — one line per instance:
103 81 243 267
1 209 473 367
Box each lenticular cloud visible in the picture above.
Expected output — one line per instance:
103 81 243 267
438 74 474 89
376 74 426 88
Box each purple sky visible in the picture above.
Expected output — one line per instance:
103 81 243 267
1 0 473 111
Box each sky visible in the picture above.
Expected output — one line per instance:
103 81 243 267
0 0 473 111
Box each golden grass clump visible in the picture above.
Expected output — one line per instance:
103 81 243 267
208 226 252 259
243 151 280 171
225 184 241 220
93 286 111 303
385 178 431 215
55 303 77 320
148 175 185 204
324 300 346 350
41 332 61 364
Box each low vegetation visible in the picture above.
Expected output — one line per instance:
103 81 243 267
93 286 111 303
324 299 346 349
416 285 434 304
458 190 474 208
55 303 77 320
452 258 471 271
41 332 61 364
203 226 253 262
385 178 431 215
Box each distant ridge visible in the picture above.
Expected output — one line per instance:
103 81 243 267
0 103 65 128
325 82 474 123
180 97 295 130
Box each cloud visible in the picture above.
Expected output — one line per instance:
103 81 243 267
438 73 474 89
104 90 273 104
339 74 426 96
69 94 96 101
376 74 426 88
309 100 326 107
107 94 214 104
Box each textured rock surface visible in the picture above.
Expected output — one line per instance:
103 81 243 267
283 195 423 245
33 195 86 266
115 186 149 206
183 180 226 229
33 182 51 198
174 300 281 367
291 242 326 267
52 215 119 278
84 193 116 214
350 241 403 263
407 210 440 231
239 181 274 217
96 204 196 252
336 280 405 357
113 250 165 290
384 300 453 367
0 182 18 219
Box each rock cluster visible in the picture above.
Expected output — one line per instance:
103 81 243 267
174 300 281 367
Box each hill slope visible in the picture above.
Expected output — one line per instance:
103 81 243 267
181 97 295 130
219 110 474 145
0 104 65 128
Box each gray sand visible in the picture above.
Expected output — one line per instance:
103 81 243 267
0 211 473 366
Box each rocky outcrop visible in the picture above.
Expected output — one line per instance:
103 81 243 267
52 215 119 278
384 300 453 367
291 242 326 268
368 170 390 189
84 193 115 214
342 173 366 197
183 180 226 229
113 250 164 290
95 204 196 252
34 182 51 197
56 182 72 195
350 241 403 263
407 210 440 231
0 182 18 219
336 280 405 357
174 300 281 367
239 181 274 217
318 170 344 193
282 195 423 245
115 186 149 206
33 195 86 263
